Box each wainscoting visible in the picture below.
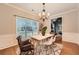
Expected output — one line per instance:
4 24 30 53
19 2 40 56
62 32 79 45
0 34 20 55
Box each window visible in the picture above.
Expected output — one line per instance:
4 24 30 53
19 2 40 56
16 17 39 41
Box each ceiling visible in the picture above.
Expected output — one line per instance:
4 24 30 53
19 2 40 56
9 3 78 15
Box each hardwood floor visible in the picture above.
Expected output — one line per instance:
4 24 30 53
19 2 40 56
61 41 79 55
21 41 79 55
0 40 79 55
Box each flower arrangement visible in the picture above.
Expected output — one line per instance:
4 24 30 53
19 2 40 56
41 26 47 36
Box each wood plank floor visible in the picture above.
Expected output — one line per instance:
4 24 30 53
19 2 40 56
61 41 79 55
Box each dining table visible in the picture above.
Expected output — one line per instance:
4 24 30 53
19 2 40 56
31 33 63 55
31 33 54 55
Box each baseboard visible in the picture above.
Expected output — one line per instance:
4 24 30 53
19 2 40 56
62 32 79 45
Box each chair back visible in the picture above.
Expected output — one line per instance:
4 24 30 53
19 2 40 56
49 36 55 43
53 36 56 41
16 36 22 47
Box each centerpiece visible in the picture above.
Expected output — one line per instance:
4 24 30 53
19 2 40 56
41 26 47 36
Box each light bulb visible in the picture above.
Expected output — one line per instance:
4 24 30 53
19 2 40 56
38 13 41 17
42 12 45 15
47 13 50 16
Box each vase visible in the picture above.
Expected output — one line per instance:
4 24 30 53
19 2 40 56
41 32 45 36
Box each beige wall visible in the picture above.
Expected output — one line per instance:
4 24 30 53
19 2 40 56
62 10 78 33
78 12 79 32
77 4 79 33
50 9 78 33
78 9 79 33
0 4 38 35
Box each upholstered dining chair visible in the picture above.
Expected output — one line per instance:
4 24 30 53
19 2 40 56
52 34 63 55
16 36 34 55
43 35 63 55
38 36 56 55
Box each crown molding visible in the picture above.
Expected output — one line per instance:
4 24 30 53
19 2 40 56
4 4 78 19
50 8 78 18
4 3 37 16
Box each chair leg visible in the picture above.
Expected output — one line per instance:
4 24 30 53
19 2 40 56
31 50 34 55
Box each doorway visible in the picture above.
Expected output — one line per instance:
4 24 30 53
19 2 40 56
51 17 62 35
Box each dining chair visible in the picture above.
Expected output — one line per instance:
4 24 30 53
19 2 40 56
39 36 56 55
16 36 34 55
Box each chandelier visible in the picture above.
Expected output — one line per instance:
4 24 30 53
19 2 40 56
39 3 50 22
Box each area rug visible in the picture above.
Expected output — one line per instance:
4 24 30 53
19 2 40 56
21 43 63 55
34 43 63 55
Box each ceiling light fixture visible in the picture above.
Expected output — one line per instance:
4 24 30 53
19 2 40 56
39 3 50 22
